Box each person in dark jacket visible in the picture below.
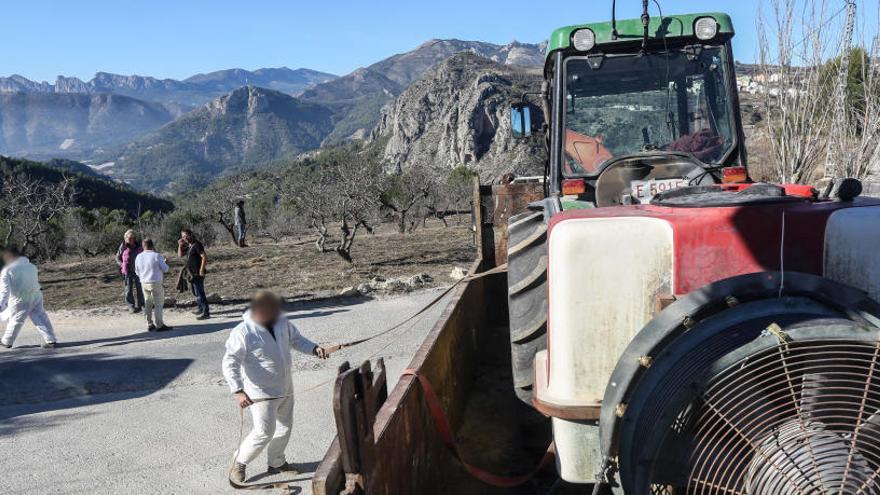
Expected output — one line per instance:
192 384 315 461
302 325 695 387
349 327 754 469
178 229 210 320
234 200 248 248
115 230 144 313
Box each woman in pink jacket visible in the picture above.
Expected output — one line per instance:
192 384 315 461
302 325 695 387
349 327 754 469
115 230 144 313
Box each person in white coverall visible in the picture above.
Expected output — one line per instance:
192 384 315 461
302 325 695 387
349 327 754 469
222 290 330 483
0 246 57 349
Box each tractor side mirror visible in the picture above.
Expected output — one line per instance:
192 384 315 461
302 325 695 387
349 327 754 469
510 103 532 139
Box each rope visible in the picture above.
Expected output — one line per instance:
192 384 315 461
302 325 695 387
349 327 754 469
228 397 297 491
403 368 555 487
300 263 508 393
228 264 509 490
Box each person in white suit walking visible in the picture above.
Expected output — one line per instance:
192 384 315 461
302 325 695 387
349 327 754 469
0 246 57 349
222 291 331 483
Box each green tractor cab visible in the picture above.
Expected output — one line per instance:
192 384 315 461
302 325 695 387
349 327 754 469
512 12 747 209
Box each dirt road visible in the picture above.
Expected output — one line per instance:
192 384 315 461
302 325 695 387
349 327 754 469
0 290 450 494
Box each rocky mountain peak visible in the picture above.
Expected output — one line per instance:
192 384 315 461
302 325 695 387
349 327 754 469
372 52 545 179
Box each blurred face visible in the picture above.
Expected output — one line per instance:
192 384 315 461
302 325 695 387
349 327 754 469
251 297 282 326
181 231 192 243
124 233 135 244
2 252 14 265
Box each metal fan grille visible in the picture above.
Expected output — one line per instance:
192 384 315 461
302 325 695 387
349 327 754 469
687 340 880 495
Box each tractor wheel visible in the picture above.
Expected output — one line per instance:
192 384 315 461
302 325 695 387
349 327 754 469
506 209 548 405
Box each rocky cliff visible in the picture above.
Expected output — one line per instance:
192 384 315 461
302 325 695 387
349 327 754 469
372 53 546 180
105 86 334 192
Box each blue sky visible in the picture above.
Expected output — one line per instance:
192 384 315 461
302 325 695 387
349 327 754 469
1 1 876 82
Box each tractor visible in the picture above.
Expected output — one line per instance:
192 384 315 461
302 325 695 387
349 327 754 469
507 6 880 494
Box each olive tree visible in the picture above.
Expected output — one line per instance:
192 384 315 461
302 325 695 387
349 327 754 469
278 148 381 262
0 176 75 257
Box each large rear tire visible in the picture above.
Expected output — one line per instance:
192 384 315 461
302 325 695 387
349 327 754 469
506 209 548 405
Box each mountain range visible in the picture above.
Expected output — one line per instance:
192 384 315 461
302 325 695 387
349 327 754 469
0 39 546 192
0 67 337 106
0 92 175 158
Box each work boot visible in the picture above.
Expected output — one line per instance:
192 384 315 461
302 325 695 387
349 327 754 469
267 462 299 475
0 342 11 349
196 313 210 321
157 325 173 332
230 462 246 484
147 324 157 332
41 342 56 349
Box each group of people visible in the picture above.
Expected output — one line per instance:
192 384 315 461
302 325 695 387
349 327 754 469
3 198 336 484
115 228 211 329
0 227 214 348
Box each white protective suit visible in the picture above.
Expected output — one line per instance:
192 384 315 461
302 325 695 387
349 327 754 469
0 256 57 347
222 310 317 467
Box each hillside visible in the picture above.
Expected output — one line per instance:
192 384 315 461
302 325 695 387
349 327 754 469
0 155 173 213
104 86 335 192
300 68 403 143
0 92 174 159
372 53 546 179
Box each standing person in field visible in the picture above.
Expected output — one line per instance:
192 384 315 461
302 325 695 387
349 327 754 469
115 230 144 313
178 229 210 320
135 238 172 332
234 200 248 248
222 291 331 483
0 246 57 349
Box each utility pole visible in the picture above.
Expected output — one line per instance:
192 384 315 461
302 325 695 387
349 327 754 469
824 0 857 179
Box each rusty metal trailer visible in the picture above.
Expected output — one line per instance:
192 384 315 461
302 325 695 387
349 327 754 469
312 181 547 495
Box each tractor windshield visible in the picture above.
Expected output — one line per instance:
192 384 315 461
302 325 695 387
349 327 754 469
563 45 736 176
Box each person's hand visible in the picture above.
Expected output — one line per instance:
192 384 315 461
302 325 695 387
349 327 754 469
178 238 187 247
234 391 253 408
199 268 207 277
313 346 330 359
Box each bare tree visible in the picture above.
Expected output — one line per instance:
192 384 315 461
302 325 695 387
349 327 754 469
833 47 880 179
196 176 254 246
379 168 431 233
0 176 76 256
279 150 381 262
422 165 476 227
757 0 880 183
757 0 838 183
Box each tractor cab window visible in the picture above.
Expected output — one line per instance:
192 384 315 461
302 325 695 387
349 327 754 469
563 45 736 176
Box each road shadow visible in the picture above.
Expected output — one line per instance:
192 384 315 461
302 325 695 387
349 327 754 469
53 320 236 349
0 351 191 428
247 460 320 483
209 293 373 318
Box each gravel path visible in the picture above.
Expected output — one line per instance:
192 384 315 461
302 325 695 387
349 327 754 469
0 290 450 494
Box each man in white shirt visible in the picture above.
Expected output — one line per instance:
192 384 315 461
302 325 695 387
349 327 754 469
134 238 171 332
222 291 330 483
0 246 57 349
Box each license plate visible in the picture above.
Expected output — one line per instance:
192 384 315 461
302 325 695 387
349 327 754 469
630 178 687 202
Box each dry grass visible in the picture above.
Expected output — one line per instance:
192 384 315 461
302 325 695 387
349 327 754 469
39 223 475 310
